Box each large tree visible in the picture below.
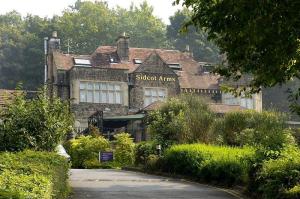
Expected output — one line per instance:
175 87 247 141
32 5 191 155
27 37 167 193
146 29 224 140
56 0 117 54
115 2 169 49
0 0 168 90
0 12 52 90
167 9 220 62
56 0 168 54
175 0 300 113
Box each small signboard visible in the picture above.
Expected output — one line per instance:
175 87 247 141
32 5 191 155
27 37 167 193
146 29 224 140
99 151 113 162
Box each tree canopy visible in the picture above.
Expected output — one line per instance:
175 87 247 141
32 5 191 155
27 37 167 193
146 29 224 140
0 1 169 89
53 0 168 54
175 0 300 90
0 0 220 90
167 9 220 63
175 0 300 112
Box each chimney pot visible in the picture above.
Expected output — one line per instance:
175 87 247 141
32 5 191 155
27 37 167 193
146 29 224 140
186 45 190 52
52 31 57 38
116 33 130 61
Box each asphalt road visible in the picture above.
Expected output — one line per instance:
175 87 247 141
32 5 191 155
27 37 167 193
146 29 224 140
70 169 240 199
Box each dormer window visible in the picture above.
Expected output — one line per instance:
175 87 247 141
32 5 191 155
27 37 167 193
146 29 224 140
109 56 118 63
74 58 91 67
168 63 182 71
133 58 142 64
202 64 214 74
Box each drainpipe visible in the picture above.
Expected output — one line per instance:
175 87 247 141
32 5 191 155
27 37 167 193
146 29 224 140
44 37 48 84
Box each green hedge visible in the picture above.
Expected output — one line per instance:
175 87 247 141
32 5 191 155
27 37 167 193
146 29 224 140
210 110 292 151
284 185 300 199
256 146 300 199
0 150 70 199
162 144 255 186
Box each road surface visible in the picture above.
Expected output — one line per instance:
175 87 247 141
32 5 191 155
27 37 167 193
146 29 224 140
70 169 241 199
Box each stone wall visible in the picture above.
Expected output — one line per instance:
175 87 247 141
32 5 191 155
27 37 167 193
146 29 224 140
56 70 70 100
128 53 180 109
129 72 180 109
68 66 129 128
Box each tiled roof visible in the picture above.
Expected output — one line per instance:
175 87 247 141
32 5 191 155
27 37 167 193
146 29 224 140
0 89 18 108
208 103 245 114
52 46 221 89
143 101 163 111
53 51 74 70
142 101 244 114
93 46 221 89
0 90 37 109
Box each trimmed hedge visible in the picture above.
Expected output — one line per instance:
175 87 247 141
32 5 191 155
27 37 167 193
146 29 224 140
0 150 70 199
256 146 300 199
284 185 300 199
162 144 255 186
156 144 300 198
0 189 24 199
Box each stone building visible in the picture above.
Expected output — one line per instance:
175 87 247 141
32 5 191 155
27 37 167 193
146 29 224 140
45 32 263 140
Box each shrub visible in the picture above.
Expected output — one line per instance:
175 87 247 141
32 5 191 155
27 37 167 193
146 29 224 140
162 144 255 186
0 87 74 152
65 135 109 168
180 95 215 143
0 189 24 199
292 128 300 146
254 146 300 199
284 185 300 199
114 133 135 166
148 98 188 149
148 95 215 150
211 110 293 151
145 154 162 172
88 125 102 137
0 150 70 199
135 141 157 166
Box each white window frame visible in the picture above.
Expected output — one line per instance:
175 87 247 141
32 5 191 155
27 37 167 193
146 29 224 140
222 93 255 109
79 81 122 104
144 87 167 107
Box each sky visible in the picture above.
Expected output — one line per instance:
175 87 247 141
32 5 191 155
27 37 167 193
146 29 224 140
0 0 182 24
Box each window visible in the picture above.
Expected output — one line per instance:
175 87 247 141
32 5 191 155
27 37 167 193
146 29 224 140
222 93 255 109
74 58 91 67
144 87 167 107
133 58 142 64
241 97 254 109
168 63 181 71
79 82 122 104
222 93 239 105
110 57 118 63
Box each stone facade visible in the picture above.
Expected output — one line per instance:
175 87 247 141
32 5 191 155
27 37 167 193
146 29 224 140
48 32 293 139
129 53 180 109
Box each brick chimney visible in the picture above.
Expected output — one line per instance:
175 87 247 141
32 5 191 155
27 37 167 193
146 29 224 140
116 32 130 61
183 44 193 58
48 31 60 52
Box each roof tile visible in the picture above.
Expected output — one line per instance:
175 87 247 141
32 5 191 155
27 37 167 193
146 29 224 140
52 46 221 89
